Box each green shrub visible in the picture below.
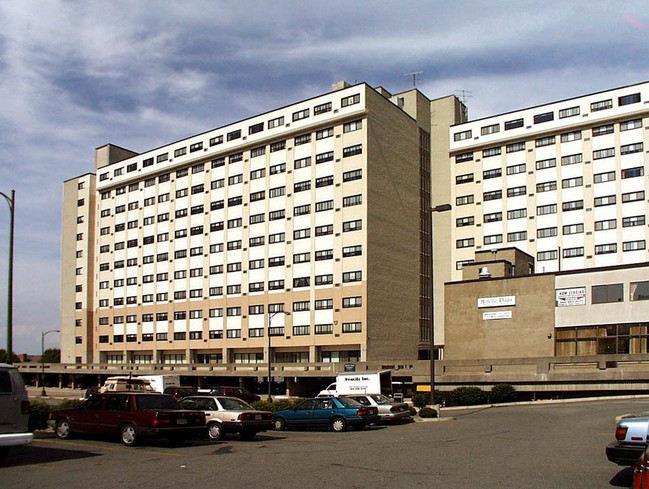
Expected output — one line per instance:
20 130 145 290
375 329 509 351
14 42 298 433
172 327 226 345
250 400 273 412
271 399 295 412
412 392 431 408
418 407 438 418
29 400 51 431
56 399 83 410
408 406 417 416
489 384 516 404
450 387 488 406
251 398 308 413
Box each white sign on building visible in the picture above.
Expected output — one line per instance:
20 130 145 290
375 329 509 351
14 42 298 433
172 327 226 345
478 295 516 308
556 287 586 306
483 311 513 320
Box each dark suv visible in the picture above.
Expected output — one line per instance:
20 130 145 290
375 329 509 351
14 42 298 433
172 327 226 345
163 386 196 400
197 386 260 404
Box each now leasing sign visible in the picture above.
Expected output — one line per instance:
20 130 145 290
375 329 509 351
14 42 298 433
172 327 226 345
477 295 516 308
556 287 586 306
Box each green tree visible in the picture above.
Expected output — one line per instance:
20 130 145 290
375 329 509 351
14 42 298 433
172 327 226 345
41 348 60 363
0 349 19 363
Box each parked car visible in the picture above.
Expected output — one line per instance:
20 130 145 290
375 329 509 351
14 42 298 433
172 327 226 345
606 413 649 466
100 376 152 393
163 386 197 400
0 363 32 459
48 392 205 446
180 395 272 440
633 443 649 489
345 394 412 423
272 396 379 432
196 386 260 404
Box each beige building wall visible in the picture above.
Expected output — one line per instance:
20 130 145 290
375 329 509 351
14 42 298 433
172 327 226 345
445 274 556 360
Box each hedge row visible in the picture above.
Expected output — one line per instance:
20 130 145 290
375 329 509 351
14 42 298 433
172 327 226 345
412 384 517 408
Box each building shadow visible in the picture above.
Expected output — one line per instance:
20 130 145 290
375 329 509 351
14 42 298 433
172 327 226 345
1 444 100 467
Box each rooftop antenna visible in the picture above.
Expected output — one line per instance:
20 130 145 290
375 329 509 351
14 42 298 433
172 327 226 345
455 89 473 105
403 71 423 88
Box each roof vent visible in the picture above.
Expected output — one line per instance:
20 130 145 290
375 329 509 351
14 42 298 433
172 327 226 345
478 267 492 280
331 81 350 92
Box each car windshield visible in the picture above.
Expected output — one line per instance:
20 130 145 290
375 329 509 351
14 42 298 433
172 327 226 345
370 394 392 404
135 395 181 410
219 397 253 410
336 397 363 408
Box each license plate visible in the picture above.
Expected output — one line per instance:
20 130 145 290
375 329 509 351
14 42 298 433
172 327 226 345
177 418 188 425
255 415 262 420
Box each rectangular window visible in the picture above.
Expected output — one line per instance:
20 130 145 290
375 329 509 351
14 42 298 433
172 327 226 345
537 227 558 238
315 200 333 212
250 146 265 158
269 209 285 220
535 136 555 147
504 118 524 130
595 219 617 231
506 163 526 176
342 271 362 283
456 173 474 184
210 135 223 146
622 191 644 203
294 180 311 193
619 93 641 106
294 133 311 145
536 158 556 170
507 186 526 197
294 156 311 169
293 277 310 288
620 118 642 131
454 130 472 142
268 116 284 129
621 143 643 155
481 123 499 135
561 131 582 143
563 223 584 235
484 234 503 245
592 283 623 303
456 216 475 227
174 147 187 158
482 147 501 158
563 247 584 258
562 176 583 189
342 322 362 333
562 200 583 212
343 144 362 157
623 215 645 227
483 190 502 201
316 127 334 139
631 281 649 301
594 171 616 183
591 99 612 111
537 250 557 261
294 204 310 216
595 243 617 255
316 151 334 164
292 108 309 121
456 238 474 249
483 212 502 223
343 219 362 232
341 94 360 107
622 167 644 179
342 245 362 257
483 168 502 179
343 194 362 207
559 106 580 119
249 122 264 135
293 252 310 264
294 228 310 240
536 181 557 193
507 231 527 242
315 274 333 286
456 194 474 206
229 152 243 163
314 102 332 115
623 240 646 252
506 141 526 153
508 208 527 219
595 195 616 206
343 169 362 182
315 224 333 236
592 124 614 137
534 112 554 124
561 154 583 166
315 249 333 261
315 176 333 188
455 152 473 163
227 129 241 141
343 120 362 133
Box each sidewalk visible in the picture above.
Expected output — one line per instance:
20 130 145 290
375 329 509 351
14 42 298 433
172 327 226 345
27 386 85 403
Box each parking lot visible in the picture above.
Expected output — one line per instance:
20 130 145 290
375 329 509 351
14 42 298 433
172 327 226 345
2 397 645 488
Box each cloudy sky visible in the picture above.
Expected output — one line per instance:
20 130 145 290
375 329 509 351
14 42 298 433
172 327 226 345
0 1 648 354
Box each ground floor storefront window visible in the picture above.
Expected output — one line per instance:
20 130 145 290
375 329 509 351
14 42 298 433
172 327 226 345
556 322 649 356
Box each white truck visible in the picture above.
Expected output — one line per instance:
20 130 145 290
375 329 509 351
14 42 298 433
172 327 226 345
136 375 180 394
318 371 392 397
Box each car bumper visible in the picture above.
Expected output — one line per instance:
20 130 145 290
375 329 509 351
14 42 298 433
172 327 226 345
0 432 33 447
137 426 206 438
222 420 273 433
606 441 645 466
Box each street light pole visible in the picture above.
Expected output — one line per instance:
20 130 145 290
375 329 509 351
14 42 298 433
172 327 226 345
267 310 290 402
41 329 60 396
430 203 452 405
0 190 15 360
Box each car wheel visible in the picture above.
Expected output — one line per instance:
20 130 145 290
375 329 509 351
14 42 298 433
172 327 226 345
331 417 347 432
120 423 138 446
207 422 224 441
240 430 257 441
273 417 286 431
55 419 72 440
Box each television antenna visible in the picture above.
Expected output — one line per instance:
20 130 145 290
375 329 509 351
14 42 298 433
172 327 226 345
455 89 473 105
403 71 423 88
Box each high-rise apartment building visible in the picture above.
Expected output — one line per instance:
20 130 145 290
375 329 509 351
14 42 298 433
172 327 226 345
60 82 466 370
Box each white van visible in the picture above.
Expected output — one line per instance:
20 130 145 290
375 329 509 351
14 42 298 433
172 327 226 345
100 376 152 393
0 363 33 455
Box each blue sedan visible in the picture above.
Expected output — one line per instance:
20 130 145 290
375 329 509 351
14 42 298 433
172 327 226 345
272 397 379 432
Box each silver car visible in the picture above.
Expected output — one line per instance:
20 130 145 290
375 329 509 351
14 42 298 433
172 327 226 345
0 363 33 458
346 394 412 423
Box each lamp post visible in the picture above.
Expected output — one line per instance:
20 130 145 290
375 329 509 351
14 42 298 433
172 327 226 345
41 329 60 396
267 310 290 402
0 190 14 360
430 203 452 405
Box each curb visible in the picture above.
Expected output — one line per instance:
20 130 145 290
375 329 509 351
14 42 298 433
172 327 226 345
413 416 456 423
